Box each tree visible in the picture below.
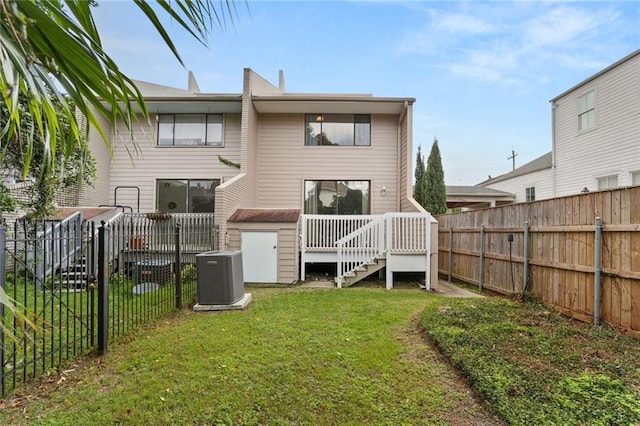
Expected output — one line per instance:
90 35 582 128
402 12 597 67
424 138 447 215
413 145 426 207
0 93 96 218
0 0 238 337
0 0 237 176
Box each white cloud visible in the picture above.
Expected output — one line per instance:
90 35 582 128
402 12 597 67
434 11 495 34
399 2 627 88
524 6 620 48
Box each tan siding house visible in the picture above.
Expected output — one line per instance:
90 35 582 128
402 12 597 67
81 68 437 288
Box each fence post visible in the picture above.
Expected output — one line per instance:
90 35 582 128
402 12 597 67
97 222 109 355
0 220 6 390
479 224 485 292
523 221 530 295
448 226 453 282
175 223 182 310
594 216 602 326
89 221 96 348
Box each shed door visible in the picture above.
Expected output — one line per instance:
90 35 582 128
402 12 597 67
241 231 278 283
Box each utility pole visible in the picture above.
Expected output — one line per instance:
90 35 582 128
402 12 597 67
508 149 518 171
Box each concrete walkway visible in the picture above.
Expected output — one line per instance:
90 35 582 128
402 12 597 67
299 278 483 298
433 279 483 298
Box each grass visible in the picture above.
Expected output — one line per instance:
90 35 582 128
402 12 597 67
0 287 499 425
1 268 197 395
421 296 640 425
3 285 639 425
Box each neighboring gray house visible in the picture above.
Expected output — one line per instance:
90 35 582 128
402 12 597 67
551 49 640 195
478 152 552 203
481 49 640 202
77 68 438 289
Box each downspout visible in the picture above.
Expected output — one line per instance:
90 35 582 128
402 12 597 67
396 101 409 212
551 101 557 197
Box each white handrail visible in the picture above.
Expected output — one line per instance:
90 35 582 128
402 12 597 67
336 216 385 288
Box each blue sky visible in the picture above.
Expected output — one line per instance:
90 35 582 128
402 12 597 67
93 1 640 185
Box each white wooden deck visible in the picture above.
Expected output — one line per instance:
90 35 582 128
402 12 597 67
300 213 433 289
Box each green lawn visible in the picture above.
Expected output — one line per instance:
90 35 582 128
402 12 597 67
3 286 638 426
0 288 498 425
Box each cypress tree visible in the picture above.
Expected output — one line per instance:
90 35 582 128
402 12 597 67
424 138 447 214
413 145 426 206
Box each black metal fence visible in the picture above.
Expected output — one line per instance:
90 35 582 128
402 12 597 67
0 214 212 396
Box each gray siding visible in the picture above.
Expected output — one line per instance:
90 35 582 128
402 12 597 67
254 114 400 214
485 168 553 203
553 56 640 196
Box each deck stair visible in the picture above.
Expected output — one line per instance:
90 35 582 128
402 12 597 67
302 212 433 290
335 216 386 288
55 256 92 292
338 255 386 287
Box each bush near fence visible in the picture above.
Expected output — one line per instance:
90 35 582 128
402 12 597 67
437 186 640 337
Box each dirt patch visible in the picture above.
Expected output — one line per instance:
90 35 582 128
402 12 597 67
395 314 505 425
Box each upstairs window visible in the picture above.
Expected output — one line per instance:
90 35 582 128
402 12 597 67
158 114 223 146
577 91 595 131
525 186 535 202
597 174 618 190
305 114 370 146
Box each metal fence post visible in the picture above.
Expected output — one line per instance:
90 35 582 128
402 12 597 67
448 226 453 282
594 216 602 326
523 221 530 295
479 224 485 292
97 222 109 355
0 220 6 395
175 223 182 310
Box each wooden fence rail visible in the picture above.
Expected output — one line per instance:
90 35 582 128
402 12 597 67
437 186 640 337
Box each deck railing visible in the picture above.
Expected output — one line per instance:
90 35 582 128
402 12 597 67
109 213 217 252
15 211 84 289
301 215 377 251
336 216 386 288
301 212 432 287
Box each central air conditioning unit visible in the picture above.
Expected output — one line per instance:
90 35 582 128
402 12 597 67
195 250 244 305
134 260 172 285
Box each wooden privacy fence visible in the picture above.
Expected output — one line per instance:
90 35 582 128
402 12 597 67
437 186 640 337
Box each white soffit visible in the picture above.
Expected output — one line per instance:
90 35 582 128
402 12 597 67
252 97 413 114
142 99 242 114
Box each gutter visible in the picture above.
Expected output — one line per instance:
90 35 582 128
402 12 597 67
397 101 409 212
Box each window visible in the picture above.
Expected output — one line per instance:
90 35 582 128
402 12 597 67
632 171 640 186
156 179 220 213
157 114 223 146
597 175 618 190
525 186 535 202
305 114 370 146
577 91 595 131
304 180 369 214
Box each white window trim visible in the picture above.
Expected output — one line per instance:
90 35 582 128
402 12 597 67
595 173 618 191
576 86 598 134
156 113 225 147
525 186 536 202
631 170 640 186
